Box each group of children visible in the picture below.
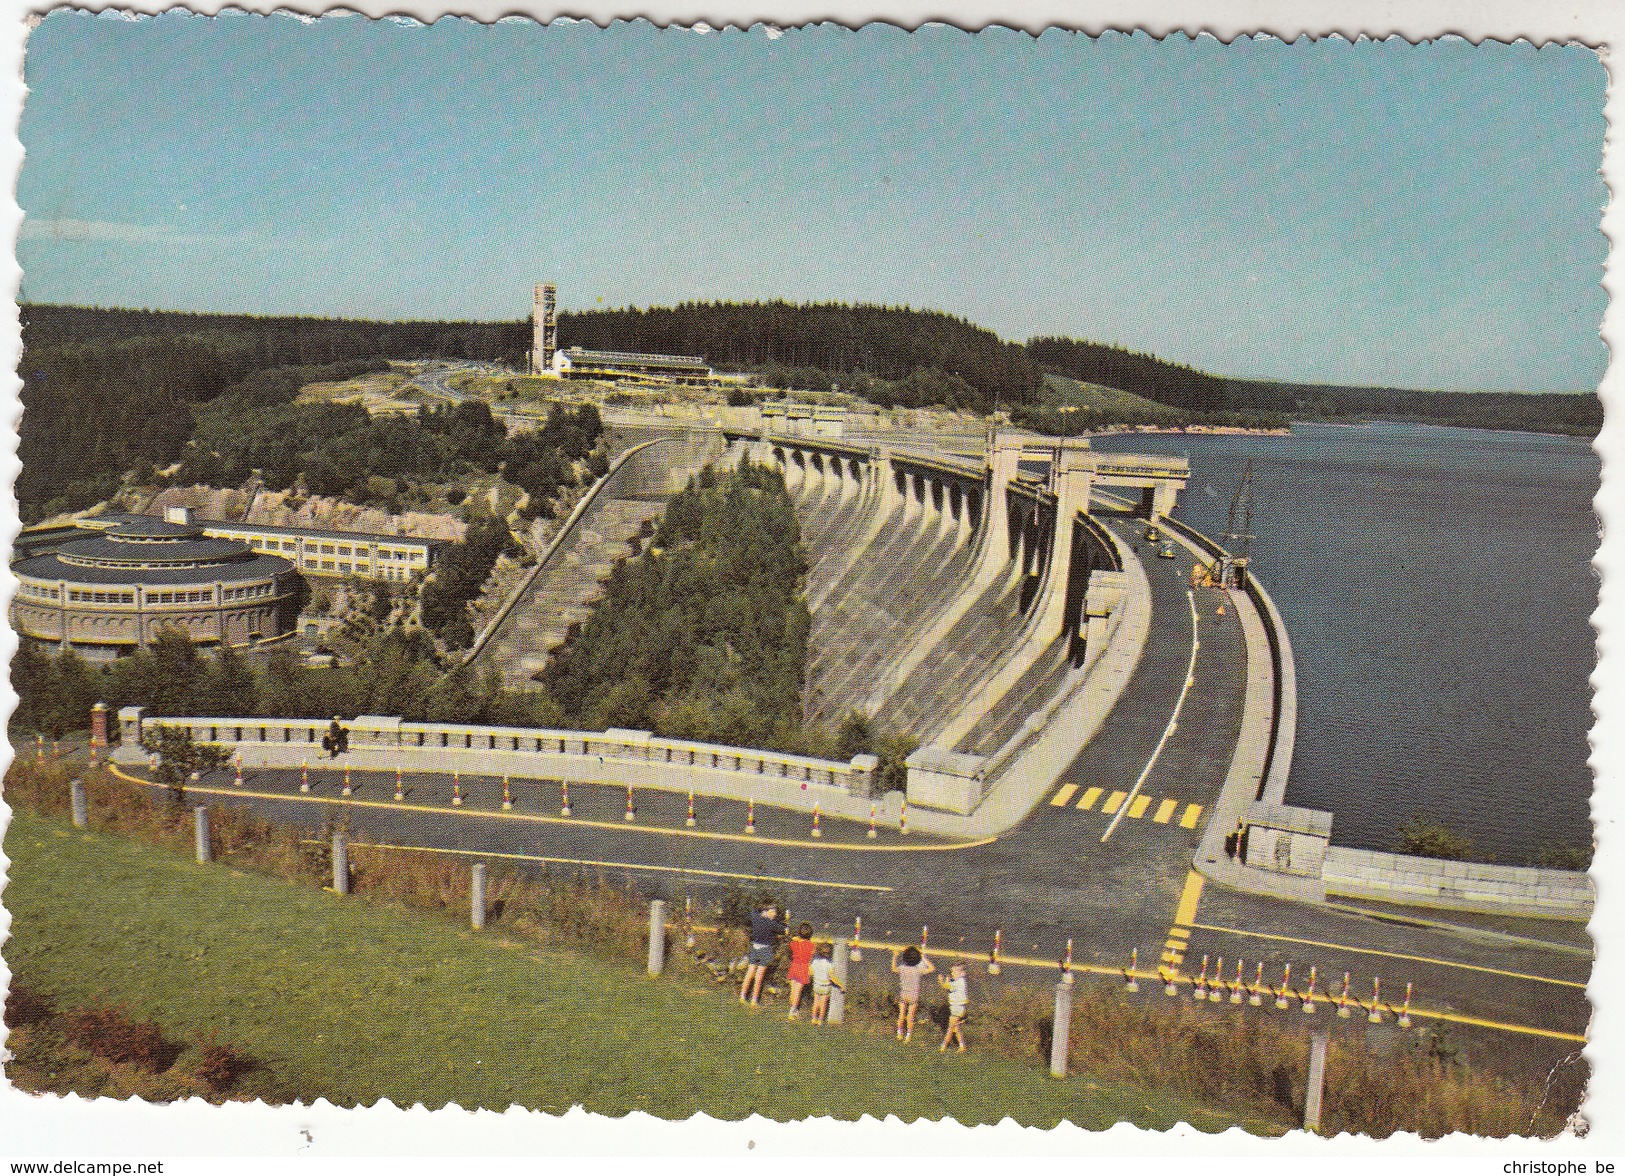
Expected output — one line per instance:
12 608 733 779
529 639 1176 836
737 903 970 1052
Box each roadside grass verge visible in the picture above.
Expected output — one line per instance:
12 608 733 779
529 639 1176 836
3 807 1262 1128
2 760 1568 1134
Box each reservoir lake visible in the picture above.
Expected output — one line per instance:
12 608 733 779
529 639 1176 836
1092 422 1598 863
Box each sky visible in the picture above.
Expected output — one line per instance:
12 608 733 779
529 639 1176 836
15 13 1609 392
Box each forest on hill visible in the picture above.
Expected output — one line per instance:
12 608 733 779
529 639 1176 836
555 300 1045 409
541 460 811 751
1027 335 1601 436
17 304 1598 527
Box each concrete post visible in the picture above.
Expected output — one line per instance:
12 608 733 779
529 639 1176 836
69 779 88 829
647 899 668 976
829 938 851 1025
1304 1031 1329 1133
331 832 349 896
471 862 487 930
193 805 210 864
1049 980 1073 1078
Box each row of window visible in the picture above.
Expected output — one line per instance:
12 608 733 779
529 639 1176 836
215 530 428 564
37 583 277 606
67 589 137 604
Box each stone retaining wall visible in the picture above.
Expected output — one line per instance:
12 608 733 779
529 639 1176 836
1321 847 1594 919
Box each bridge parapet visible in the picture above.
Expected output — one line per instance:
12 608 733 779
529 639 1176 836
116 708 882 800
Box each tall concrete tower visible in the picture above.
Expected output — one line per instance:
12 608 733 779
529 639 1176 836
531 282 558 375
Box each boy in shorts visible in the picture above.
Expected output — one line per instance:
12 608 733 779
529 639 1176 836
739 902 783 1006
809 943 841 1025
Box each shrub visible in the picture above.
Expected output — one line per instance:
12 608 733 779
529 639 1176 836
1535 844 1592 871
63 1004 178 1072
1396 815 1476 861
192 1031 259 1093
4 984 57 1028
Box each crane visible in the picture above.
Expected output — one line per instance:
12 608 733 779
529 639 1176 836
1193 459 1256 590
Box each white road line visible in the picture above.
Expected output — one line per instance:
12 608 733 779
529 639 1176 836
1102 588 1201 843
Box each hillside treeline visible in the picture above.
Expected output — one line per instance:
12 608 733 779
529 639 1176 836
184 386 602 517
12 624 562 736
541 460 811 751
1027 335 1601 436
556 301 1045 410
19 306 605 523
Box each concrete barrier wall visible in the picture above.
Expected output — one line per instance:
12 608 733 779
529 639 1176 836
1322 846 1594 920
119 708 882 809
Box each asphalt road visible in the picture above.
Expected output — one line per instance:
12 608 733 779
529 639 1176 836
106 510 1592 1089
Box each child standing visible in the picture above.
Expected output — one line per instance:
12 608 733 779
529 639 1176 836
786 922 816 1018
939 963 969 1053
740 903 784 1006
891 945 935 1042
809 943 841 1025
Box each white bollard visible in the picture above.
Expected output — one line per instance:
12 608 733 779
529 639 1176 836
1049 981 1073 1079
647 899 668 976
1304 1031 1329 1133
331 832 349 895
829 938 851 1025
471 862 486 929
70 778 88 829
193 805 210 864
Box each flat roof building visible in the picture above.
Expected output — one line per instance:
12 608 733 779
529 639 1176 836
551 346 714 385
72 509 445 582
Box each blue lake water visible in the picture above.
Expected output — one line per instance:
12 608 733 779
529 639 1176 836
1092 422 1599 863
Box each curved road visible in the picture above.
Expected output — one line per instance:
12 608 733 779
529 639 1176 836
112 509 1591 1091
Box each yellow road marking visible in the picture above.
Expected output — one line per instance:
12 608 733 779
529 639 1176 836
108 765 994 855
1179 803 1203 829
1161 951 1180 964
1187 922 1589 990
708 930 1587 1045
307 839 894 893
1168 926 1190 940
1077 787 1103 811
1051 783 1079 807
1153 799 1179 824
1102 790 1128 815
1127 795 1152 819
1174 871 1205 927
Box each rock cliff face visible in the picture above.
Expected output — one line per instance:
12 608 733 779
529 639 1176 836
124 485 467 543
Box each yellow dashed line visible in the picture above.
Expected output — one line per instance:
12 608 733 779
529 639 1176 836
1102 790 1128 815
1051 783 1079 807
1167 927 1190 941
1077 787 1103 811
1127 795 1152 819
1179 803 1204 829
1153 799 1178 824
1187 922 1589 990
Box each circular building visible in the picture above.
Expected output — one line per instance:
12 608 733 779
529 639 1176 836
11 517 301 659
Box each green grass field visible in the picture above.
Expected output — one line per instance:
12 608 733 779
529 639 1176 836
3 810 1276 1128
1042 373 1184 421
